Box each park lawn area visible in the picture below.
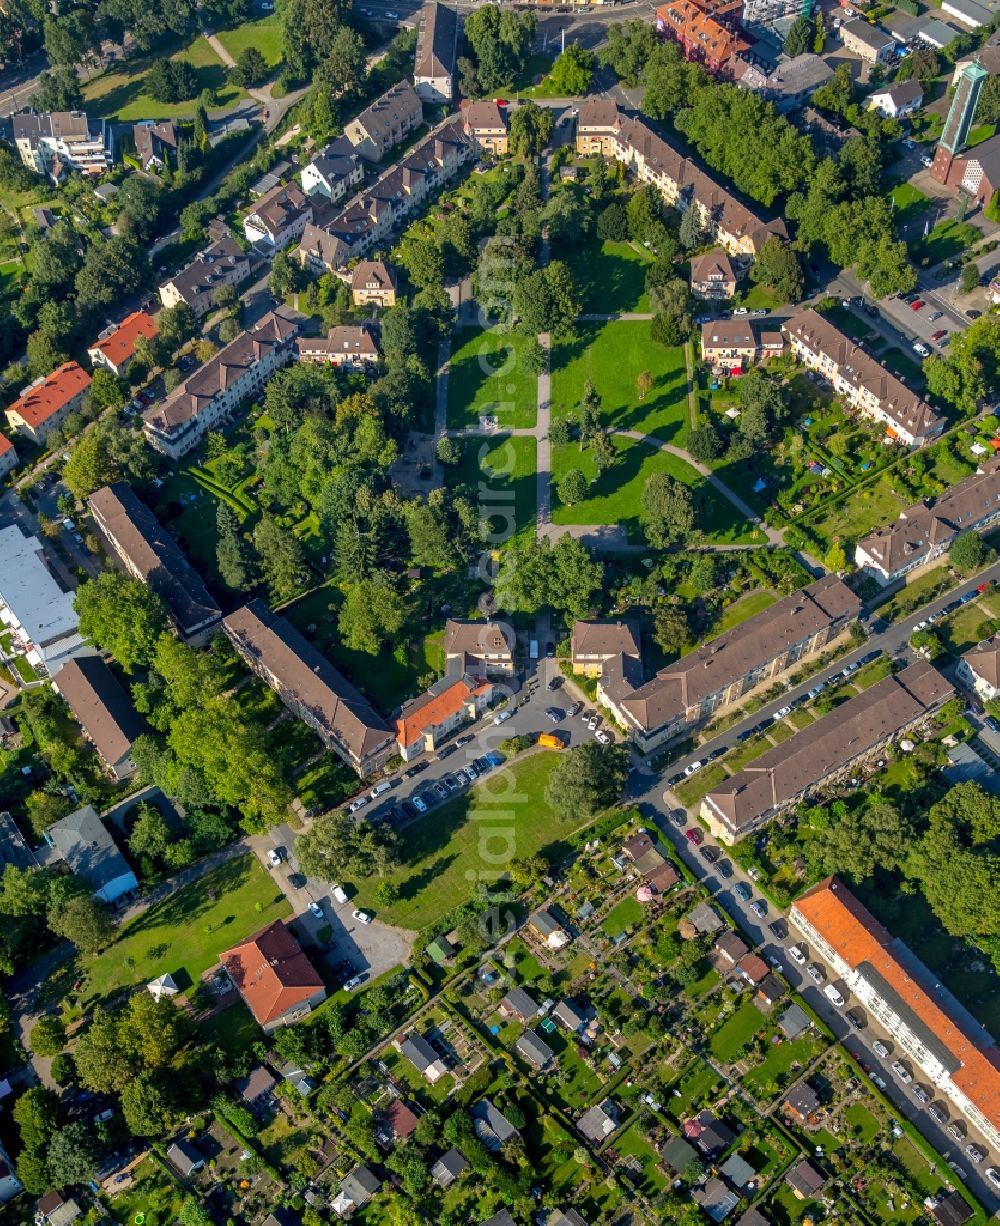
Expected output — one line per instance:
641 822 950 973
108 1156 185 1226
667 1057 723 1119
673 762 728 808
561 239 654 314
888 182 931 228
803 473 907 552
739 282 783 310
551 435 753 545
708 1000 767 1061
83 854 290 1004
743 1032 827 1098
215 13 284 68
83 36 244 120
941 599 992 656
446 326 538 430
615 1123 669 1196
445 434 536 543
712 590 776 636
911 218 980 268
845 1102 881 1142
550 322 689 443
351 752 576 929
602 894 645 938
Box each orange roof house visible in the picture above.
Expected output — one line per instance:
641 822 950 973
656 1 749 75
792 878 1000 1147
395 675 493 761
220 921 326 1031
87 311 157 376
5 362 91 444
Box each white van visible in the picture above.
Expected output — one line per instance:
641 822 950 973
824 983 845 1007
330 884 349 905
370 780 391 799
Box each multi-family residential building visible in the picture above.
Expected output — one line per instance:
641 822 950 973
142 312 298 459
783 310 944 446
158 235 252 319
700 317 785 371
597 575 860 752
47 804 139 903
295 324 380 369
223 599 395 777
463 99 509 155
395 674 494 760
573 99 788 257
351 259 398 307
299 137 364 202
414 1 460 103
444 618 516 675
868 79 924 119
733 53 833 113
88 483 222 640
243 182 314 252
840 18 896 63
570 619 641 677
298 121 475 271
0 524 84 673
345 80 423 162
4 361 91 444
133 119 178 171
701 661 953 841
87 311 157 376
12 110 114 179
956 637 1000 701
855 457 1000 584
0 433 18 480
791 877 1000 1149
221 921 326 1031
656 0 747 75
52 655 146 782
690 248 737 299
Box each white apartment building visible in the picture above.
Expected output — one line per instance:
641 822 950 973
243 182 313 252
12 110 114 179
142 312 298 459
791 878 1000 1150
0 524 86 674
956 637 1000 701
299 138 364 202
158 236 251 319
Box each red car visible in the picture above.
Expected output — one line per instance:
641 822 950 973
685 828 704 845
910 299 925 311
931 329 947 343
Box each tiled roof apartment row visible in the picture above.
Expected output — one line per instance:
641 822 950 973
791 877 1000 1148
701 661 954 840
52 655 146 782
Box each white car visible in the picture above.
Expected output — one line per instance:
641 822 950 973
985 1167 1000 1190
370 780 391 799
412 795 428 813
331 884 349 904
789 944 806 965
588 714 600 731
308 900 324 920
807 963 825 984
348 795 369 813
493 708 513 725
343 974 365 991
352 909 373 925
266 848 282 867
684 760 704 776
824 983 845 1007
872 1040 890 1058
891 1060 912 1083
595 729 612 744
773 705 792 720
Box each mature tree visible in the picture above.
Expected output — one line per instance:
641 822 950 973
404 498 452 571
50 1053 77 1087
47 894 113 952
686 424 724 463
216 504 253 591
959 262 981 294
75 572 167 671
254 514 306 600
597 201 629 243
25 790 71 839
297 812 399 879
653 605 689 654
784 14 811 57
547 41 594 95
678 206 704 251
508 100 554 158
925 315 1000 413
436 435 460 465
128 803 172 868
398 234 444 290
156 302 197 356
121 1074 175 1137
47 1123 99 1188
600 19 656 86
627 185 661 246
495 534 602 617
640 472 695 548
147 59 199 103
807 801 911 881
749 237 803 303
950 530 990 574
649 278 693 344
464 4 537 92
339 575 405 653
30 1017 65 1058
31 66 84 112
545 740 630 822
824 540 847 573
63 417 152 499
230 45 268 87
75 235 150 310
269 248 300 299
557 468 589 506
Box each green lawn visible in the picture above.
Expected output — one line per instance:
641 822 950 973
82 854 290 1004
198 1000 263 1059
559 239 654 314
215 13 284 68
712 590 776 637
551 435 753 545
351 752 577 929
445 433 537 544
910 218 980 268
888 182 931 228
615 1123 670 1196
602 895 645 938
708 1000 767 1061
550 322 689 444
967 123 996 148
673 761 729 809
107 1156 186 1226
82 36 245 120
447 326 538 430
667 1057 722 1119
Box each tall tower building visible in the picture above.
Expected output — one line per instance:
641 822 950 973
932 60 988 184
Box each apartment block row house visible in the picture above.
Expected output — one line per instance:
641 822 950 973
700 661 953 842
5 361 91 445
243 182 313 252
579 575 860 752
700 317 784 371
221 920 326 1031
351 259 398 307
689 247 738 300
12 110 114 179
413 1 460 103
462 99 509 155
655 0 748 76
47 804 138 904
299 136 365 204
52 655 147 782
856 456 1000 584
0 524 85 673
141 311 299 459
344 80 423 162
295 324 380 370
574 98 787 258
298 120 475 273
956 636 1000 702
783 309 945 446
0 434 17 480
88 483 222 642
223 600 396 777
87 310 157 377
158 235 252 319
791 877 1000 1149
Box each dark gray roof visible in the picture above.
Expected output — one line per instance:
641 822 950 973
480 1215 516 1226
577 1100 618 1142
779 1003 812 1038
786 1158 826 1197
163 235 248 304
400 1032 440 1072
48 804 134 893
857 959 961 1075
501 986 539 1019
341 1164 380 1202
661 1133 699 1173
431 1147 469 1186
167 1139 203 1172
0 810 36 872
552 997 587 1031
515 1029 554 1068
471 1098 518 1149
414 2 459 81
530 907 564 936
54 655 146 769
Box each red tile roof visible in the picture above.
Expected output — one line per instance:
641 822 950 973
395 677 489 744
88 311 157 368
793 878 1000 1132
220 921 324 1026
737 953 769 984
0 434 12 455
7 362 90 429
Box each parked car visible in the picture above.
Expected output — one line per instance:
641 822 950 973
432 781 449 800
846 1009 865 1030
404 762 428 778
931 329 947 343
699 844 719 863
412 795 428 813
823 983 845 1007
966 1144 986 1164
871 1073 888 1090
807 963 825 984
929 1105 947 1125
789 944 806 964
266 847 282 867
569 701 583 717
331 884 349 904
370 780 392 800
485 750 505 767
948 1122 966 1141
872 1040 890 1058
352 909 373 925
438 744 458 759
342 973 365 991
587 714 600 730
308 900 324 920
751 899 767 918
912 1085 930 1103
948 1162 968 1181
668 772 685 786
773 705 792 720
891 1061 912 1083
984 1167 1000 1189
456 734 474 747
734 882 752 901
928 310 942 322
347 795 369 813
685 828 704 845
717 859 733 879
595 729 612 744
910 298 925 311
493 708 513 725
684 760 704 776
545 707 564 722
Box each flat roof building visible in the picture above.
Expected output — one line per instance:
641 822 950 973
0 524 83 672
